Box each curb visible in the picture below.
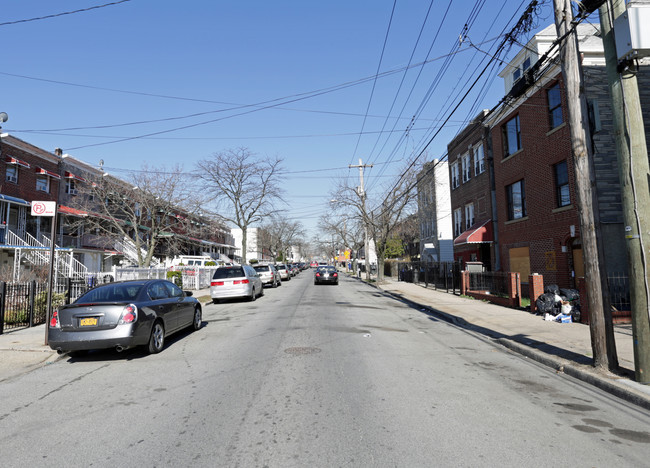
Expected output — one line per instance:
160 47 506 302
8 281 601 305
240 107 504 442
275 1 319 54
377 284 650 411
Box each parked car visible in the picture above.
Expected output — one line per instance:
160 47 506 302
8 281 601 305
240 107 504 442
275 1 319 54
310 261 318 268
254 264 281 288
48 279 202 355
210 265 264 303
314 266 339 285
276 263 290 281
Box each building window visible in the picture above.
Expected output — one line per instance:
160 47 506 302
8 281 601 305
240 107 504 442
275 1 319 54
462 153 471 183
548 83 563 129
474 143 485 175
503 115 521 157
465 203 475 230
506 180 526 220
451 162 460 189
36 176 50 193
554 160 570 207
453 208 462 237
65 179 77 195
6 165 18 183
513 68 521 82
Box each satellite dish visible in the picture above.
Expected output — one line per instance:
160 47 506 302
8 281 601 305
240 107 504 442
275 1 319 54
0 112 8 123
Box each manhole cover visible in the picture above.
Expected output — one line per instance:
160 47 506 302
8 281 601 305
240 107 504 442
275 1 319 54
284 347 321 355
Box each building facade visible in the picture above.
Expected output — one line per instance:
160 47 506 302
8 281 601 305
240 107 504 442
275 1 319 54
417 159 453 263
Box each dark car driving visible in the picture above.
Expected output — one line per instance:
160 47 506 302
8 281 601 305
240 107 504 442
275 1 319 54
314 266 339 285
48 279 202 355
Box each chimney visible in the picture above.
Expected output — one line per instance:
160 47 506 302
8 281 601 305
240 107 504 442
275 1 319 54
54 148 63 157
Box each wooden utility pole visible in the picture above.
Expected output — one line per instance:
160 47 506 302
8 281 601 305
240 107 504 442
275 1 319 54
599 0 650 384
349 159 373 281
553 0 618 371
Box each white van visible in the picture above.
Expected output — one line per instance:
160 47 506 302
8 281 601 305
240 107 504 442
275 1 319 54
172 256 217 267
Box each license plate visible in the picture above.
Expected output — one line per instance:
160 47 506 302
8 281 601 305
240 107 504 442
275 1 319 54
80 317 98 327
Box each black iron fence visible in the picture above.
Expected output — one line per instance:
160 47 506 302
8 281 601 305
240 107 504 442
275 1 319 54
0 278 90 334
608 273 630 312
468 271 513 298
397 261 462 295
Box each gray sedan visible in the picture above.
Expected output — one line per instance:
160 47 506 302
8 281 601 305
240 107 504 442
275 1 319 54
48 279 202 355
210 265 264 303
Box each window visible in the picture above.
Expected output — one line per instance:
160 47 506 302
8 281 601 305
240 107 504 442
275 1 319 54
36 176 50 193
461 153 471 183
451 162 460 189
464 203 475 230
503 115 521 157
506 180 526 220
474 144 485 175
522 57 531 71
548 83 563 129
513 68 521 82
453 208 462 237
6 165 18 183
65 179 77 195
554 161 570 207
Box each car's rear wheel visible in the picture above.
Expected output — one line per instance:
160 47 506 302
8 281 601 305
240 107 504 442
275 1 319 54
148 321 165 354
249 287 256 302
212 298 220 304
259 286 264 297
192 307 202 331
272 279 278 288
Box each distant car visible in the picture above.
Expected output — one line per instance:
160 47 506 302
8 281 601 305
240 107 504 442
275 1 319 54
254 264 281 288
310 261 318 268
48 279 202 355
314 266 339 285
211 265 264 303
276 264 290 281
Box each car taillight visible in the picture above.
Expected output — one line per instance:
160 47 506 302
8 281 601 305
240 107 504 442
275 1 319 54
119 304 138 324
211 281 224 286
49 310 60 328
333 273 338 277
233 279 250 285
315 273 320 277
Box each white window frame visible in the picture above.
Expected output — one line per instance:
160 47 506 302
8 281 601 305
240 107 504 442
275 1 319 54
451 163 460 189
65 179 77 195
465 203 475 230
474 144 485 175
36 176 50 193
453 208 462 237
461 153 471 183
5 165 18 183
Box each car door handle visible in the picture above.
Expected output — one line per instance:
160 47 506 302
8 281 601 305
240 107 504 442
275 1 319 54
158 306 165 310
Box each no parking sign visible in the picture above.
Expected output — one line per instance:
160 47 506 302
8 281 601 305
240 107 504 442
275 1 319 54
31 201 56 217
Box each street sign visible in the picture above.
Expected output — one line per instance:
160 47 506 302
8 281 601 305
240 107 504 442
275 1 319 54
31 201 56 217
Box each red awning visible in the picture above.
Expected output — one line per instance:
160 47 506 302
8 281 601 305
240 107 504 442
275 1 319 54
35 167 61 179
64 171 87 183
58 205 88 217
454 219 493 246
5 156 30 168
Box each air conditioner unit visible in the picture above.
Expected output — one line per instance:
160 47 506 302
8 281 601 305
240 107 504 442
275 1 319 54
6 175 17 183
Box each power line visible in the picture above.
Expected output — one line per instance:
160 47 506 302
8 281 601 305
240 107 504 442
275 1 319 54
0 1 131 27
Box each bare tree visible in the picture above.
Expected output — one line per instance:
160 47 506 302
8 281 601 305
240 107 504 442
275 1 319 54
196 148 283 263
68 164 199 267
317 211 364 272
259 214 305 262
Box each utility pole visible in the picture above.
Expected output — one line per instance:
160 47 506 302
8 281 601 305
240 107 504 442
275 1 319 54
349 158 373 281
553 0 618 371
599 0 650 383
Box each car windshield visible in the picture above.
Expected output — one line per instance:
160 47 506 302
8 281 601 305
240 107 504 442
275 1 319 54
253 266 269 272
76 283 143 303
317 266 337 273
277 264 286 270
213 267 245 279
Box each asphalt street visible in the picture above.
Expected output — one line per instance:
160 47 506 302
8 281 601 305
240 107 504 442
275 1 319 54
1 271 649 467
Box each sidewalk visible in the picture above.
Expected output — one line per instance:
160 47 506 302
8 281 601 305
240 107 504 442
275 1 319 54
368 275 650 410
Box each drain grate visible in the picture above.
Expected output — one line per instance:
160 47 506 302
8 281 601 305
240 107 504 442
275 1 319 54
284 347 321 355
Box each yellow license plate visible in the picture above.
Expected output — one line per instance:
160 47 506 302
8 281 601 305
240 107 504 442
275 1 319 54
80 317 98 327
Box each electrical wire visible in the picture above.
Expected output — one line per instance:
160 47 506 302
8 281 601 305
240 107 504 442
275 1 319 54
0 1 131 27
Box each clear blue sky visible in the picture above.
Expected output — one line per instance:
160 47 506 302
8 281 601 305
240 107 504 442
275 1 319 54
1 0 555 236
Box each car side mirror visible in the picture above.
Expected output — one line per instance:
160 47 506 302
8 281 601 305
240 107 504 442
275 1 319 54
184 291 194 297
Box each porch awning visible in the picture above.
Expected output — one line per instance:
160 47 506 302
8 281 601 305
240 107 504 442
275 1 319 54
454 219 493 246
0 194 30 206
58 205 88 217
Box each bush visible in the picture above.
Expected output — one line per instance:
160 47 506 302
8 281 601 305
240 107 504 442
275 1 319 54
167 270 183 288
34 291 66 323
205 261 217 266
249 258 259 265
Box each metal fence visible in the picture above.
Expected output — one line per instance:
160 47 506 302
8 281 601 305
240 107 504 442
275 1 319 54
113 266 217 290
397 261 462 295
468 271 512 298
0 278 90 334
608 273 630 312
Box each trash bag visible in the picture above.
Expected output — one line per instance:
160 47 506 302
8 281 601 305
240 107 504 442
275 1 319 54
545 284 560 295
536 292 558 315
560 288 579 301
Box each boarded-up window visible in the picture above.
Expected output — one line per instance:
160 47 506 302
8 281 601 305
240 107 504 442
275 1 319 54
509 246 530 278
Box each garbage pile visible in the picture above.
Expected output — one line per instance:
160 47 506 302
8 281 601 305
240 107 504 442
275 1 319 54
535 284 580 323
